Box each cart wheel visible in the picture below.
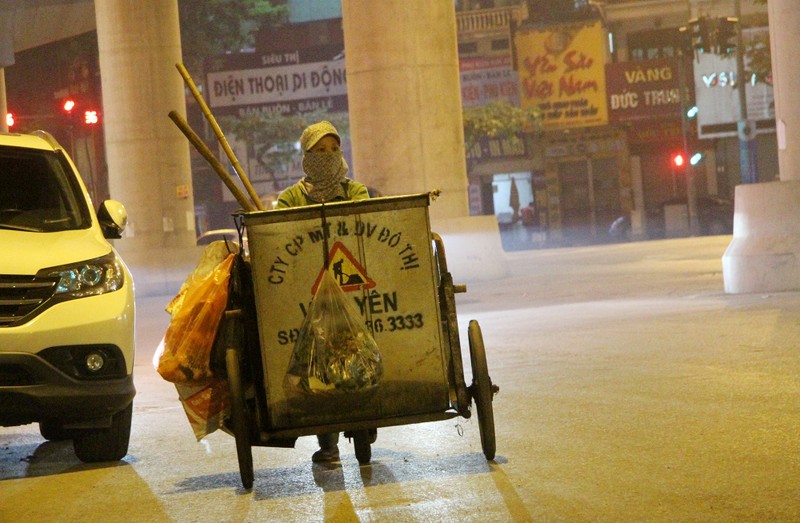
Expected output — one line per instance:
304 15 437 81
352 430 372 465
226 347 254 489
468 320 496 461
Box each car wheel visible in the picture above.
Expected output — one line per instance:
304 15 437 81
39 420 76 441
73 402 133 463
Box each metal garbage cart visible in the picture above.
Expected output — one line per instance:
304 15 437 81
220 192 497 489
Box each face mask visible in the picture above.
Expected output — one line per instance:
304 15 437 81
303 151 347 183
302 151 348 202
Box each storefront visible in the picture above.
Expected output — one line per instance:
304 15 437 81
513 19 631 245
538 127 629 243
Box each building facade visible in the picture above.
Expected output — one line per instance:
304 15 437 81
457 0 775 247
3 0 776 245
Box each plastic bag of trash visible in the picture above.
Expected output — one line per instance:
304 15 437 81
174 378 231 441
157 252 235 383
284 270 383 395
166 241 237 317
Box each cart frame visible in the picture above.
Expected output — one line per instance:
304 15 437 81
219 193 497 489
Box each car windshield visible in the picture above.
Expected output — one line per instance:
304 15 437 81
0 147 90 232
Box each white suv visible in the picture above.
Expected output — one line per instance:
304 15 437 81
0 130 135 462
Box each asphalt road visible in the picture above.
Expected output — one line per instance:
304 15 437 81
2 235 799 522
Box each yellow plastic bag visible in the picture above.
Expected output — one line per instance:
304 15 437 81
157 253 235 383
284 269 383 396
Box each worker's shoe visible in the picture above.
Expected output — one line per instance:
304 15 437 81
312 444 340 463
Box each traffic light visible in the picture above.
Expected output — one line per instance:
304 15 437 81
5 112 14 129
682 17 711 55
690 152 703 166
682 16 738 56
672 152 685 168
716 16 738 55
60 98 101 126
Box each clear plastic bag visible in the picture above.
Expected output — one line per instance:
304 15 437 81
284 270 383 395
157 253 235 383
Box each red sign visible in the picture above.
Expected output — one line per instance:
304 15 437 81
311 242 376 294
605 58 686 124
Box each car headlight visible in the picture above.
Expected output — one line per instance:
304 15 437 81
39 252 125 299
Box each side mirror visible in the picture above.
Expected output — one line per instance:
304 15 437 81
97 200 128 239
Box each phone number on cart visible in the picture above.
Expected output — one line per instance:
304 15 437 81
277 313 425 345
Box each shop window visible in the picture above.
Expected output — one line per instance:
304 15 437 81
628 27 684 61
458 41 479 54
491 39 510 51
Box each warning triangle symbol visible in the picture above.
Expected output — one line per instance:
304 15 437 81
311 241 377 293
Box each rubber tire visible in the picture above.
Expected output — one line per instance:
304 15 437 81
226 347 254 489
468 320 496 461
353 430 372 465
72 402 132 463
39 420 75 441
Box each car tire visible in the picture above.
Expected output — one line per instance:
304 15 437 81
73 402 133 463
39 420 76 441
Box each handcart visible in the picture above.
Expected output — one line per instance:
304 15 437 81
219 192 498 489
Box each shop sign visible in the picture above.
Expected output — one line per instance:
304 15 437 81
515 20 609 130
693 26 774 139
605 58 683 123
207 48 348 116
459 55 520 108
466 134 527 166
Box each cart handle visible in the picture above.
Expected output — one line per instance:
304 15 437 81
432 232 467 293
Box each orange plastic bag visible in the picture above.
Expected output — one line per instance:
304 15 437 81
157 253 234 383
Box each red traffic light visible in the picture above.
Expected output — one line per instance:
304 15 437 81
63 99 76 113
5 112 14 128
672 153 685 167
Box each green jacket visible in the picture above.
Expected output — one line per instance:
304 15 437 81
275 180 369 209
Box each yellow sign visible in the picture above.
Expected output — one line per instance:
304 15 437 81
515 21 609 130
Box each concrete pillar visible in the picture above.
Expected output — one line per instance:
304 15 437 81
95 0 199 295
341 1 507 281
0 69 7 133
0 14 11 133
767 0 800 184
722 0 800 293
340 0 468 221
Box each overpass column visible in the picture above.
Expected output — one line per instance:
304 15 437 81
0 15 11 133
95 0 198 294
0 70 7 132
341 2 508 280
340 0 468 221
722 0 800 293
